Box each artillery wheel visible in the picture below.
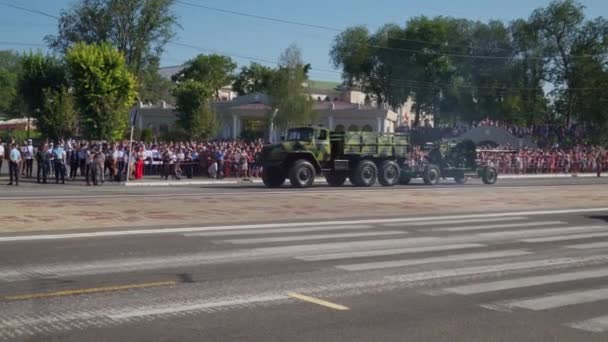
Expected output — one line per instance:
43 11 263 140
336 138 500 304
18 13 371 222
262 166 286 188
423 165 441 185
289 160 316 188
378 160 400 187
482 166 498 185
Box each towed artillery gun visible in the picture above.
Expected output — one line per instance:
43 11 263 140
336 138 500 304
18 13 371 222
399 139 498 185
258 126 408 188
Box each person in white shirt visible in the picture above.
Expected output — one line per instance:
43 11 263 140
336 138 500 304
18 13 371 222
0 139 5 176
8 143 21 186
24 139 34 178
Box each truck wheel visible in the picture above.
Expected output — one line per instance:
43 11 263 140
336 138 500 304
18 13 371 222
482 166 498 185
289 160 316 188
423 165 440 185
262 166 285 188
378 160 400 186
352 160 378 187
325 172 347 187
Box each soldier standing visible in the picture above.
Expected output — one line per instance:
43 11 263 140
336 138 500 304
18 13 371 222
53 142 66 184
85 145 94 186
598 149 605 178
36 143 49 184
95 146 105 185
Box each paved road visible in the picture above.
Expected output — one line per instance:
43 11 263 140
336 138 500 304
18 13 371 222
3 206 608 341
1 176 608 199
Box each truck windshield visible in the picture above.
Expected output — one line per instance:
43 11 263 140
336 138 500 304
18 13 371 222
286 128 314 141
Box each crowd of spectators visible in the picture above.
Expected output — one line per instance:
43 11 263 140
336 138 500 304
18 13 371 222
1 124 605 185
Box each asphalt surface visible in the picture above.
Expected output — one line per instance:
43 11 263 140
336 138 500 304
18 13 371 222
1 176 608 199
2 180 608 341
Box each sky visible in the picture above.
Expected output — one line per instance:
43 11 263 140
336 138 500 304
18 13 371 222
0 0 606 83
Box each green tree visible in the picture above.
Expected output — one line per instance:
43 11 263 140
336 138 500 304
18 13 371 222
531 0 586 125
18 52 69 137
66 42 138 140
47 0 178 76
172 79 218 139
41 86 78 140
172 54 237 100
270 44 315 130
233 62 275 96
0 51 22 117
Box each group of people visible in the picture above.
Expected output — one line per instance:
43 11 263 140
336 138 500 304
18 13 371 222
0 138 268 185
477 145 606 175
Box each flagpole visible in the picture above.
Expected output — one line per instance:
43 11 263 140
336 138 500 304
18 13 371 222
125 108 138 184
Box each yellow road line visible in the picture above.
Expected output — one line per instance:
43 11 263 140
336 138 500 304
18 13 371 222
3 281 177 301
288 292 349 311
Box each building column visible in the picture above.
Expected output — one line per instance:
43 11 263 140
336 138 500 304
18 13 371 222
328 115 334 130
376 117 383 132
232 114 238 139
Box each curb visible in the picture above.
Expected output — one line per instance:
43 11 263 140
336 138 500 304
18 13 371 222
125 173 601 187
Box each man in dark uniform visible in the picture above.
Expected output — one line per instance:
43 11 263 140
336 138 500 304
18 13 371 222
36 143 49 184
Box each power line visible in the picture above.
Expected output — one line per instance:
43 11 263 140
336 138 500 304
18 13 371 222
176 0 605 61
0 2 59 20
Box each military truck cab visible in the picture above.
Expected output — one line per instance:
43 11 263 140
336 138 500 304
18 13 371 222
259 126 409 188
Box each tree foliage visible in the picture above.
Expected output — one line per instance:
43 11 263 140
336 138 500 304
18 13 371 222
331 0 608 131
0 51 22 117
66 42 138 140
172 54 236 100
172 79 218 139
270 45 315 129
233 62 275 96
41 86 78 140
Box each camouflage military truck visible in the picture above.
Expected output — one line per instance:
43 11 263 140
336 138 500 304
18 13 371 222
399 139 498 185
258 126 409 188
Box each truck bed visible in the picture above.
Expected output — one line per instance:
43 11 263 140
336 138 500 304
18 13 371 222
330 131 409 158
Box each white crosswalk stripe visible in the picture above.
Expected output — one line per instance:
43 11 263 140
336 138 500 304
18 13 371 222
567 241 608 250
295 243 486 262
568 315 608 333
334 250 532 271
223 231 407 244
183 225 375 237
443 268 608 295
434 221 565 232
492 286 608 311
521 232 608 243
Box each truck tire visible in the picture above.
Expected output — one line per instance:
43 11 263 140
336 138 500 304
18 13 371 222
482 166 498 185
289 160 316 188
262 166 286 188
352 160 378 187
325 171 347 187
423 165 440 185
378 160 400 186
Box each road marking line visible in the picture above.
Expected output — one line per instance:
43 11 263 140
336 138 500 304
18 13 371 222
335 250 531 271
295 243 486 261
494 286 608 311
521 232 608 243
568 315 608 333
386 255 608 283
476 225 608 239
184 225 375 237
287 293 349 311
409 217 528 227
567 241 608 250
2 281 177 301
435 221 565 232
223 231 407 244
2 207 608 242
444 268 608 295
109 295 288 319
